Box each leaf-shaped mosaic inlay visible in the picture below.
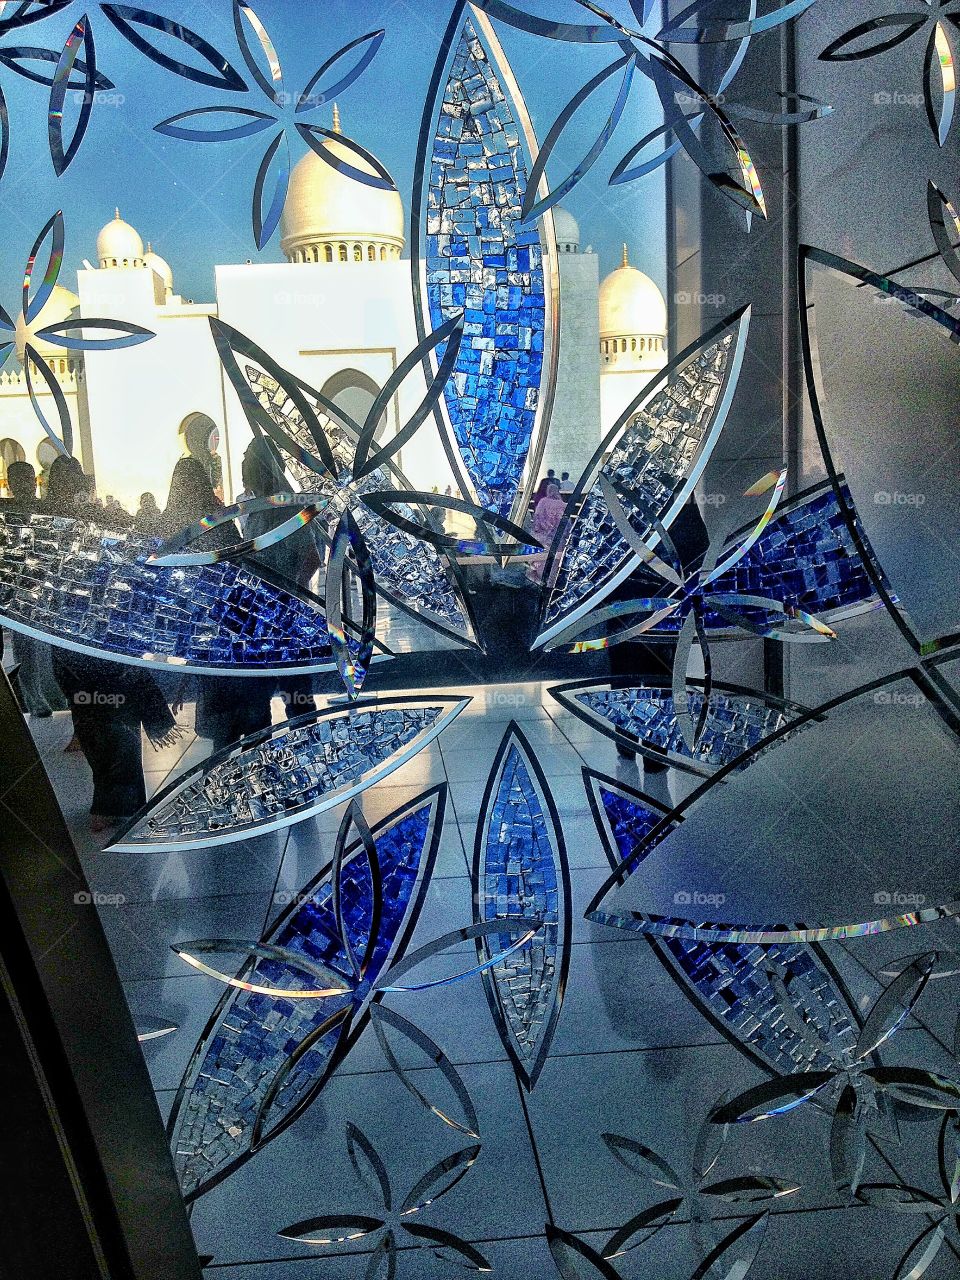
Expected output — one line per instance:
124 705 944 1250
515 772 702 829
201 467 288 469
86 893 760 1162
0 511 341 676
473 723 571 1089
110 698 467 851
550 679 808 777
418 9 557 522
535 309 750 648
167 786 446 1200
584 769 678 879
242 362 479 648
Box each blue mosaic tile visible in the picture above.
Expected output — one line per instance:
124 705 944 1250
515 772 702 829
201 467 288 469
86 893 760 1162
425 18 547 519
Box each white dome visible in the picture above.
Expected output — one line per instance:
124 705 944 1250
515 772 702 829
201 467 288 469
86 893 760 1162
599 246 667 338
15 284 80 362
552 206 580 252
280 109 404 263
144 243 173 294
97 209 144 267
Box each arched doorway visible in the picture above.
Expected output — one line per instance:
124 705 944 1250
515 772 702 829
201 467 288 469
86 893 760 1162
179 412 223 498
319 368 387 447
0 438 25 495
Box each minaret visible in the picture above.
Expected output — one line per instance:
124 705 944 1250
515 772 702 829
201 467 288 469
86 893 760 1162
621 243 629 269
332 103 341 133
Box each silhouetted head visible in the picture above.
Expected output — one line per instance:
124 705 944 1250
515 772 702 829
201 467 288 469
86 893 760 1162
242 437 287 499
7 460 36 504
45 454 86 510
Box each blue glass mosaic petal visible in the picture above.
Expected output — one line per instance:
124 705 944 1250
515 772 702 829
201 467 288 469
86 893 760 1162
594 779 675 870
554 681 807 777
473 727 570 1089
246 367 477 646
423 16 552 520
110 698 467 851
619 481 884 639
168 788 444 1200
705 483 880 621
654 935 858 1075
537 316 746 645
0 510 340 674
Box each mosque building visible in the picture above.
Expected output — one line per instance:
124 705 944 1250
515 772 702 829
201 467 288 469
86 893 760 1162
0 113 667 510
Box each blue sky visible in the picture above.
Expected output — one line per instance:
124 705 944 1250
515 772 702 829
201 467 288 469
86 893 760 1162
0 0 665 303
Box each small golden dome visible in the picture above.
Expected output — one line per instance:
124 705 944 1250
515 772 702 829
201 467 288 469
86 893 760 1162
551 206 580 252
280 108 404 263
144 242 174 294
599 245 667 338
96 208 144 267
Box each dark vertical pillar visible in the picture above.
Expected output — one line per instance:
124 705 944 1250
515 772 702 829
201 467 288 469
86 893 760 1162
0 670 201 1279
665 4 799 695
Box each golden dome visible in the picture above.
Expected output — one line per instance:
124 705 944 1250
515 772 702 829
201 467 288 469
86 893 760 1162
599 245 667 338
144 243 173 295
15 284 80 363
280 109 404 263
97 208 144 267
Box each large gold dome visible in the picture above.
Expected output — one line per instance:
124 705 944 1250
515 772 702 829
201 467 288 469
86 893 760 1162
599 247 667 339
280 115 404 264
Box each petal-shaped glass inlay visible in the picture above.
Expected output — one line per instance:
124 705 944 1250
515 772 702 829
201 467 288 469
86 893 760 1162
584 768 679 878
0 510 344 676
243 363 479 648
110 697 468 851
48 16 98 175
473 723 571 1089
101 4 248 90
801 246 960 648
534 308 750 648
657 933 858 1077
167 786 446 1200
550 678 809 777
694 479 882 628
416 7 559 522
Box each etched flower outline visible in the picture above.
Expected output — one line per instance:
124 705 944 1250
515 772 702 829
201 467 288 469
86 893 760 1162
549 468 838 753
101 1 388 248
473 0 829 225
166 315 540 688
714 954 960 1199
0 209 153 454
820 0 958 145
599 1099 798 1262
0 4 117 177
854 1114 960 1279
279 1124 492 1275
547 1213 770 1280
